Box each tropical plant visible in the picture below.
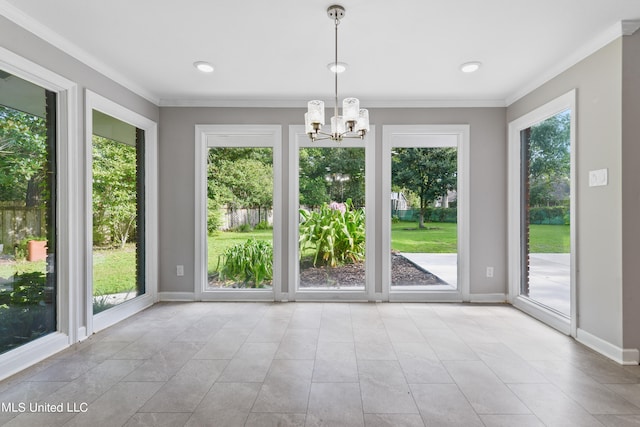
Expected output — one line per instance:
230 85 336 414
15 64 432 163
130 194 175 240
216 238 273 287
299 199 365 267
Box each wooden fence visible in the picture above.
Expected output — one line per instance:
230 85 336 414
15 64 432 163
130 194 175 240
0 203 46 252
222 208 273 230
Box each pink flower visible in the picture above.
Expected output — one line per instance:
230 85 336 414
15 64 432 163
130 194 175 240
329 202 346 214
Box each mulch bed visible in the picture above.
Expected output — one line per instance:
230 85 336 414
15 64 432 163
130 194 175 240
300 253 446 287
208 253 445 288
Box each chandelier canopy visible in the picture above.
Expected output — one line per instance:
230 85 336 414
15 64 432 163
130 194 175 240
305 5 369 142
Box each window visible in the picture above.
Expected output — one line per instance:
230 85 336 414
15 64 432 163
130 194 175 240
382 125 470 302
195 125 282 301
91 111 146 314
289 126 375 301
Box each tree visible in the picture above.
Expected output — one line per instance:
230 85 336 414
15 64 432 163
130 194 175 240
392 147 457 228
212 158 273 210
527 112 570 206
299 147 365 207
92 136 138 248
0 106 47 204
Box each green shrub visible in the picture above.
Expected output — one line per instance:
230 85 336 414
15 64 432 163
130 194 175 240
0 271 54 354
207 206 223 234
529 206 569 225
254 220 271 230
299 199 365 267
0 271 48 306
232 223 253 233
216 238 273 288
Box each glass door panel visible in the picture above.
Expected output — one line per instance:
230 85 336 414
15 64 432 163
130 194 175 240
91 111 145 314
206 147 274 290
390 146 458 291
520 110 571 316
0 71 57 353
298 147 366 290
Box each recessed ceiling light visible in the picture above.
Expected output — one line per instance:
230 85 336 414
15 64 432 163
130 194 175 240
327 62 348 73
194 61 214 73
460 61 481 73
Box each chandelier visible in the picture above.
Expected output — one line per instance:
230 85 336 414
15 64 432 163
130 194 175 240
305 5 369 142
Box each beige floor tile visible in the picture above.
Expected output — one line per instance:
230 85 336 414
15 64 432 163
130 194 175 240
306 382 364 427
509 383 605 426
3 302 640 427
245 413 306 427
479 414 545 426
363 413 425 427
410 383 484 427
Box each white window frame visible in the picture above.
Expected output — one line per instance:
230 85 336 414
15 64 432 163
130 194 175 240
381 125 470 302
288 125 376 302
85 90 159 335
194 125 282 301
507 89 577 336
0 47 78 381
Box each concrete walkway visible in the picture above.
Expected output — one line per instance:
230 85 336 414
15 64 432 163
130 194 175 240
398 252 570 316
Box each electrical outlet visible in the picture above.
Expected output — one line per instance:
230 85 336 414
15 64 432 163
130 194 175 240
486 267 494 278
176 265 184 276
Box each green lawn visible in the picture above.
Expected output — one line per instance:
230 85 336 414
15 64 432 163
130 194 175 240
391 222 458 253
92 245 137 295
391 221 570 253
0 246 138 296
529 224 570 253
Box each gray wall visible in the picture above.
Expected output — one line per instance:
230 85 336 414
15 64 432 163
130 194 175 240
508 40 624 347
158 107 507 297
622 31 640 351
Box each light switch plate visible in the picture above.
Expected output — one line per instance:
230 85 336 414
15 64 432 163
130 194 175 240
589 168 608 187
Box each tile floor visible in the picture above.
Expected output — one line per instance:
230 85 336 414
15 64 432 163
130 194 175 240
1 302 639 427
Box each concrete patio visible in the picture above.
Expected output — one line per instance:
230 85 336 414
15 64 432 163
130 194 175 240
399 253 570 316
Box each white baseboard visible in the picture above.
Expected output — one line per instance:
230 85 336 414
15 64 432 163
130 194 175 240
469 293 507 303
277 293 289 302
577 328 640 365
158 292 196 301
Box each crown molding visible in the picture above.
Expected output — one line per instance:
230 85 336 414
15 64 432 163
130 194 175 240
159 98 506 108
622 20 640 35
506 20 634 106
0 0 160 105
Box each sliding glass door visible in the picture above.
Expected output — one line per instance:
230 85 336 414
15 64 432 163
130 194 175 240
509 90 575 334
519 111 571 316
0 70 57 354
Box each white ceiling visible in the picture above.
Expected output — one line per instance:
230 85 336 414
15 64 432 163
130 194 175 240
2 0 640 107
